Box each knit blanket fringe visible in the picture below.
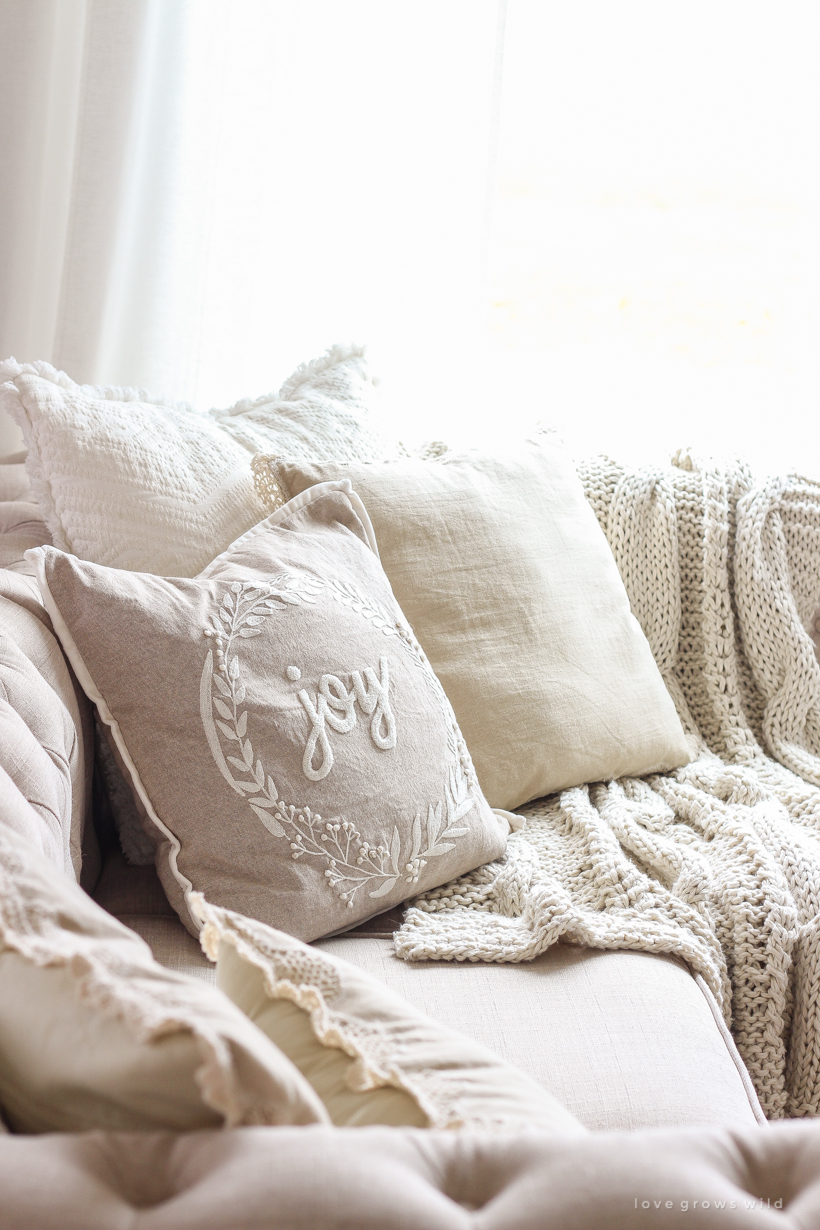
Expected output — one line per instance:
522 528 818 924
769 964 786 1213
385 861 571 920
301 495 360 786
395 448 820 1120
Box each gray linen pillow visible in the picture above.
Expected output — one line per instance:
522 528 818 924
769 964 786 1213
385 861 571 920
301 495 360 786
30 484 506 942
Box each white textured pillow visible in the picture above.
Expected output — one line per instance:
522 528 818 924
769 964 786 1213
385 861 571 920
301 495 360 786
199 898 586 1135
0 345 390 576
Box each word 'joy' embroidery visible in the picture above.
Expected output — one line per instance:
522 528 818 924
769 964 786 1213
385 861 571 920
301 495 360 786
295 655 396 781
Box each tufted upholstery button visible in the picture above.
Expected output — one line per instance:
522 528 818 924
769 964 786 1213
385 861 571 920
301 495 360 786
3 1123 820 1227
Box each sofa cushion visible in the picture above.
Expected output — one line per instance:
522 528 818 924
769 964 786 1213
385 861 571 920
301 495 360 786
33 484 506 942
316 936 763 1132
118 916 216 982
198 898 586 1135
0 789 329 1133
93 850 216 981
0 346 392 577
268 440 692 810
93 848 179 918
104 847 762 1134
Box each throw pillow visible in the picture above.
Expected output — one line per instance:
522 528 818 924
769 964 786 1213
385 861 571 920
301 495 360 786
258 440 693 811
199 898 587 1135
0 780 328 1133
0 343 391 576
29 483 506 942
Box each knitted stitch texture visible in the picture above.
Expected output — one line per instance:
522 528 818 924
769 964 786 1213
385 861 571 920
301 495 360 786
395 450 820 1120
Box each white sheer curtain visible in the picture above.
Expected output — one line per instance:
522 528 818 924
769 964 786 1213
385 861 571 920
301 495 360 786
0 2 190 402
1 1 818 470
0 0 501 453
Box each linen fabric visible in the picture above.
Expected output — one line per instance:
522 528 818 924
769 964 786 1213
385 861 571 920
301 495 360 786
30 483 505 942
387 454 820 1121
93 850 217 983
0 460 31 502
0 500 50 571
199 899 585 1135
93 848 764 1131
317 936 762 1131
0 344 390 577
268 441 692 810
0 784 328 1134
0 567 93 881
0 460 50 571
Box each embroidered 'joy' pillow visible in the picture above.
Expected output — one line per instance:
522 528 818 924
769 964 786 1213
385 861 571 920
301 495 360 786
29 484 506 942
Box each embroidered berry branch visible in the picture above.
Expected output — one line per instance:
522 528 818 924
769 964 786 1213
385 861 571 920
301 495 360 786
273 731 475 908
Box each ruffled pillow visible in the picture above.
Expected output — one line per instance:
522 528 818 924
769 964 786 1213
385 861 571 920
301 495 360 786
0 779 327 1133
199 898 586 1135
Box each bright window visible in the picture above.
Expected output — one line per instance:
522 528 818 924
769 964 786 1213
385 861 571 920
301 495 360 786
486 0 820 469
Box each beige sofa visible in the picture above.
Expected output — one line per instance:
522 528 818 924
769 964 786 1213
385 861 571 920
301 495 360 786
4 455 820 1227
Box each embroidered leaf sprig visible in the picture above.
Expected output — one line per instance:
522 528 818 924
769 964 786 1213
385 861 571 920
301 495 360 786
200 572 322 830
327 579 400 635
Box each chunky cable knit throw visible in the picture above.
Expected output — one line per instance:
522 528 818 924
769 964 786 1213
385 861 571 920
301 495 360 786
395 450 820 1120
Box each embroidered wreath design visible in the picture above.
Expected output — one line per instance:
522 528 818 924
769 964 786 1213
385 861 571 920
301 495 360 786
199 575 475 909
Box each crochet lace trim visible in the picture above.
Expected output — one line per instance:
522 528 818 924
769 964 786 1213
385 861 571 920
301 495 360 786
198 901 536 1131
0 833 287 1128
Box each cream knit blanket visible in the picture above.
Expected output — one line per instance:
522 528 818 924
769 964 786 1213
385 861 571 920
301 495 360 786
395 450 820 1120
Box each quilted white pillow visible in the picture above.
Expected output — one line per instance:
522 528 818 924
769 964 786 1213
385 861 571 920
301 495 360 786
0 345 390 576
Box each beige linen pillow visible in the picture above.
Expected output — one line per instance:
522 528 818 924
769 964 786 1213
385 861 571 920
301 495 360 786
198 898 586 1135
264 441 692 810
0 344 391 576
0 781 327 1134
30 484 506 943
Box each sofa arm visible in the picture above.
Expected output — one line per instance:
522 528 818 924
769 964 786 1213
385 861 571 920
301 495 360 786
0 567 97 886
1 1122 820 1228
